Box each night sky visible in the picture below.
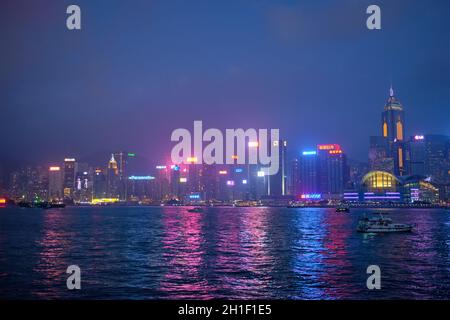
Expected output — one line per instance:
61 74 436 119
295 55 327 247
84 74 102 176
1 0 449 168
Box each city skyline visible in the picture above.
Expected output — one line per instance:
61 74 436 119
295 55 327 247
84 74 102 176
1 1 450 304
1 0 450 167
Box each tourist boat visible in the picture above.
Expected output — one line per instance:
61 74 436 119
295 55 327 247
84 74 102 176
187 207 204 213
49 202 66 208
287 202 304 208
357 214 414 233
16 201 66 209
336 205 350 213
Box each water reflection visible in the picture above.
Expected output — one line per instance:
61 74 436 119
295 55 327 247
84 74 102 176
0 207 448 299
319 209 355 299
291 208 328 299
34 209 72 299
213 208 274 299
159 207 213 299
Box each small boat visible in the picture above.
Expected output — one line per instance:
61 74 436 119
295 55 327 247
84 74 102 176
336 205 350 213
357 214 414 233
187 207 204 213
18 201 34 208
287 202 304 208
50 202 66 208
35 201 50 209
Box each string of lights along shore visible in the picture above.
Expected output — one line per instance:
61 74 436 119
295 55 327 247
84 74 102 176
0 87 448 207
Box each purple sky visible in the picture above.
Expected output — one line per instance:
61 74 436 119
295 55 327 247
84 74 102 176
1 0 449 168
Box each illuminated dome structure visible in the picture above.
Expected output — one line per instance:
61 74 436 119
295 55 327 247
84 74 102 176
361 170 401 201
362 171 399 192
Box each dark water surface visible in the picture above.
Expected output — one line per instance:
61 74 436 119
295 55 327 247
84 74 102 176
0 206 449 299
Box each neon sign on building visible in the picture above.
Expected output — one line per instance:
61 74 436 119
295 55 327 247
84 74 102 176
300 193 321 200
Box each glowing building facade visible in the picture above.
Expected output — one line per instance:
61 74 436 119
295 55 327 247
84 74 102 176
106 154 119 198
63 158 76 199
381 86 406 176
360 170 401 201
48 166 63 201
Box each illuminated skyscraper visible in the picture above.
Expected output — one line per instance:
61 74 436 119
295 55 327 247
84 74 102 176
381 86 406 175
269 140 287 196
299 150 319 195
155 165 170 200
74 169 93 203
168 165 181 199
113 151 135 200
382 86 404 143
424 135 449 185
63 158 76 199
48 166 63 201
93 168 107 199
317 144 347 197
407 135 426 176
106 154 119 198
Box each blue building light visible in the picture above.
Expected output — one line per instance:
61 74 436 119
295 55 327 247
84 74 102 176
128 176 155 180
300 193 321 199
302 151 317 156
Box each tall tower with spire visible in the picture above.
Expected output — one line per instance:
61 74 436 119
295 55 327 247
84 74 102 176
381 85 406 175
107 154 119 197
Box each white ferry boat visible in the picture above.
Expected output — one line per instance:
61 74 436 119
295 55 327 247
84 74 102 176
357 214 414 233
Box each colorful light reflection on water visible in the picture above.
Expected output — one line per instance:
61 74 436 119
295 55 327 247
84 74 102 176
0 206 449 299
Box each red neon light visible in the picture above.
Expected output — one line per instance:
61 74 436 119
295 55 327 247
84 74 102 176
318 144 341 151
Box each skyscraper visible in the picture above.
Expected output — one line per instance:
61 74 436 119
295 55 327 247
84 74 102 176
63 158 76 199
106 154 119 198
93 168 107 199
155 165 170 201
74 169 93 203
368 86 406 176
299 150 319 195
381 86 406 175
48 166 63 201
289 158 300 196
269 140 287 196
317 144 347 198
424 135 449 186
113 151 134 200
407 135 426 176
169 165 182 199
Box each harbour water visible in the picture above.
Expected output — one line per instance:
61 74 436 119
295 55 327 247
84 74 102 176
0 206 449 299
